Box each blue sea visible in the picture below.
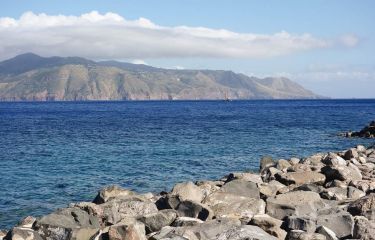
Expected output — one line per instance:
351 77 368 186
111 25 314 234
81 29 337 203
0 99 374 229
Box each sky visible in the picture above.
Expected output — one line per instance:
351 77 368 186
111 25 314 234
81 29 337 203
0 0 374 98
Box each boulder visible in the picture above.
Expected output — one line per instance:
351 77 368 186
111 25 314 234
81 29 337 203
203 192 265 220
258 180 286 198
320 187 348 201
316 211 354 239
301 153 325 166
347 186 366 200
171 217 203 227
93 185 135 204
195 181 220 198
226 172 263 184
276 172 326 186
170 182 205 203
348 193 375 220
315 226 338 240
17 216 36 228
352 216 375 240
344 149 359 160
321 164 362 182
290 158 301 165
155 195 181 210
5 227 42 240
295 184 324 194
322 153 346 166
286 230 326 240
216 225 278 240
260 156 275 173
276 159 292 171
176 200 213 221
286 216 317 233
108 221 147 240
266 191 325 220
34 207 100 240
219 179 260 198
250 214 287 239
100 196 158 225
138 209 177 234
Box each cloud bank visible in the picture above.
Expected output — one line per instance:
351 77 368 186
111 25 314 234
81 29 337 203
0 11 357 60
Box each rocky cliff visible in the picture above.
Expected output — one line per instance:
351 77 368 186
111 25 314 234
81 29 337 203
0 53 322 101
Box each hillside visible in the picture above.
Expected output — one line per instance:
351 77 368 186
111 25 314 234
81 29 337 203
0 53 321 101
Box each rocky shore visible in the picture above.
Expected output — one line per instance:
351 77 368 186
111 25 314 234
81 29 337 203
1 145 375 240
342 121 375 138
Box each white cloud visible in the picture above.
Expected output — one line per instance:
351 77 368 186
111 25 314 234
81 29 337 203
339 34 359 47
0 11 357 60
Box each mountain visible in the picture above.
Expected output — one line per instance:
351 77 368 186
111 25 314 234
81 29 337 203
0 53 321 101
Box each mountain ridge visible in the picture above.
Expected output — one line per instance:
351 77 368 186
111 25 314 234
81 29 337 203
0 53 323 101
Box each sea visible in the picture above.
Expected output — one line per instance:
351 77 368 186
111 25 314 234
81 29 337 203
0 99 374 229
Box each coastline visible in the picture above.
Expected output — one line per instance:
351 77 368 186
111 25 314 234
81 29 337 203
2 143 374 240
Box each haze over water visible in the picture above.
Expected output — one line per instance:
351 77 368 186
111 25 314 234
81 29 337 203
0 99 374 228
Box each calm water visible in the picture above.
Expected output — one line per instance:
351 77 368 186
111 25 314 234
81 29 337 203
0 100 374 228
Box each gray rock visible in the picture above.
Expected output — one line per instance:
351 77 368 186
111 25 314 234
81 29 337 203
171 217 203 227
286 230 326 240
260 156 275 173
203 192 265 220
286 216 317 233
156 195 181 210
100 196 158 225
250 214 287 239
321 164 362 182
347 186 366 200
276 159 292 171
216 225 278 240
226 172 263 184
344 149 359 160
322 153 346 166
219 179 260 199
93 185 135 204
108 221 147 240
353 216 375 240
138 209 178 234
5 227 42 240
170 182 205 203
315 226 338 240
276 172 326 186
17 216 36 228
266 191 325 220
320 187 348 201
316 211 354 239
258 180 286 198
295 184 324 193
34 207 100 240
176 200 213 221
348 193 375 220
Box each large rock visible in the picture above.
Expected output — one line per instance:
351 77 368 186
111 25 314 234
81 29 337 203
171 217 204 227
93 185 135 204
344 148 359 160
352 216 375 240
250 214 287 239
320 187 348 201
170 182 205 203
321 164 362 182
108 221 147 240
203 192 265 220
226 172 263 184
219 180 260 199
258 180 286 198
348 193 375 220
322 153 346 166
5 227 42 240
286 216 316 233
260 156 275 173
266 191 325 220
138 209 177 234
34 207 100 240
315 226 338 240
276 159 292 171
176 200 213 221
275 172 326 186
316 211 354 239
100 196 158 225
286 230 326 240
150 219 277 240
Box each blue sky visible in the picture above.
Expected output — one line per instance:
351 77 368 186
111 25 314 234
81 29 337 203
0 0 374 98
